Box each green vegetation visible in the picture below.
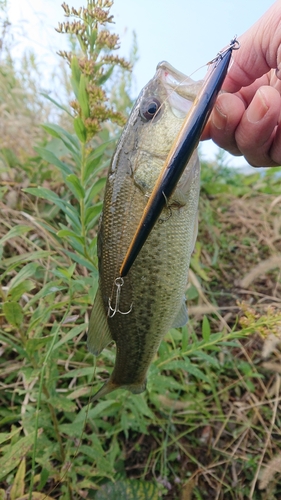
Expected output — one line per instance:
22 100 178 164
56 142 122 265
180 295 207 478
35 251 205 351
0 1 281 499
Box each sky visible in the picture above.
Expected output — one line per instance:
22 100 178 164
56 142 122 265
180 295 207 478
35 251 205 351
7 0 275 168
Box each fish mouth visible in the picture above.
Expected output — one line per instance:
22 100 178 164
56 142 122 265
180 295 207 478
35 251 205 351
157 61 201 118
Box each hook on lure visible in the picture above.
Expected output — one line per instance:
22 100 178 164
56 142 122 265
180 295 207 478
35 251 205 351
108 277 133 318
119 37 240 278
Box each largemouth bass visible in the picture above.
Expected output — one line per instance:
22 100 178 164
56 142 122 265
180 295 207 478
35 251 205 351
88 61 202 401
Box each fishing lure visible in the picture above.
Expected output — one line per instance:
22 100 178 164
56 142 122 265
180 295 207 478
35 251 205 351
119 37 240 278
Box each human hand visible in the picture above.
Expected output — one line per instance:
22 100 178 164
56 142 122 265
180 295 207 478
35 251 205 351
201 0 281 167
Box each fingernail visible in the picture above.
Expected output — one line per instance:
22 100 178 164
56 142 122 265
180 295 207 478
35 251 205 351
247 88 269 123
212 105 227 130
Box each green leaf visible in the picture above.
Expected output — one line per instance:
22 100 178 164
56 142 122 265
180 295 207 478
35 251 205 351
85 203 103 229
57 229 85 246
1 250 52 267
9 262 40 289
24 187 81 230
62 366 94 378
186 284 199 301
10 458 25 500
56 263 76 280
86 140 114 163
78 74 90 118
71 55 81 97
202 316 211 342
193 350 220 368
181 325 189 352
64 211 82 233
78 445 113 474
65 174 85 200
95 480 159 500
184 359 209 382
0 225 31 245
46 395 76 412
40 92 72 116
10 492 55 500
24 186 65 206
97 66 114 86
25 336 53 356
22 282 66 310
63 250 97 272
35 146 72 176
53 323 86 350
0 427 21 445
130 395 155 419
163 358 208 382
84 140 113 182
57 231 84 255
76 400 117 423
3 301 23 327
8 281 35 301
74 116 87 143
89 28 97 51
84 154 103 182
0 332 26 357
37 468 49 492
42 123 80 153
0 431 38 481
85 178 106 204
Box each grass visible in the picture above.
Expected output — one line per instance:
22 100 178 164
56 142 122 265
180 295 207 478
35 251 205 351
1 163 281 500
1 1 281 499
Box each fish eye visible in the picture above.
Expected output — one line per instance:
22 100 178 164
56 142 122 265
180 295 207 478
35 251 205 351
140 97 162 121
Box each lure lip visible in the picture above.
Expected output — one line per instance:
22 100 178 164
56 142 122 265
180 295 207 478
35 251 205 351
119 38 240 278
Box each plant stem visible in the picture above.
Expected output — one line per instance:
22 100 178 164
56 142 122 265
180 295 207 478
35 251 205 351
28 295 73 500
80 141 92 262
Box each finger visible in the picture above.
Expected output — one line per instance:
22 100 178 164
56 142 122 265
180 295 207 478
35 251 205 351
235 85 281 167
223 3 281 93
270 119 281 162
201 92 245 156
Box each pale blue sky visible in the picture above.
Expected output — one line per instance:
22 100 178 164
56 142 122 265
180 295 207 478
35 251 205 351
8 0 275 166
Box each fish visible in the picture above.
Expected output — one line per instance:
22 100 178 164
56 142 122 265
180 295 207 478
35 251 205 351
87 61 202 401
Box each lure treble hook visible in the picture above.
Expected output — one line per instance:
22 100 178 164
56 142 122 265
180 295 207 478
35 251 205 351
108 277 133 318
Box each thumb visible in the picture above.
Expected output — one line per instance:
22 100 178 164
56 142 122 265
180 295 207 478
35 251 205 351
223 0 281 93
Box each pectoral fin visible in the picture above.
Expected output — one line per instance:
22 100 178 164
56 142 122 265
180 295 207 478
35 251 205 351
172 297 188 328
87 287 112 355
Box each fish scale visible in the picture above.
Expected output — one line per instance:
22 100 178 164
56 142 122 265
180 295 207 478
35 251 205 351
88 62 202 401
